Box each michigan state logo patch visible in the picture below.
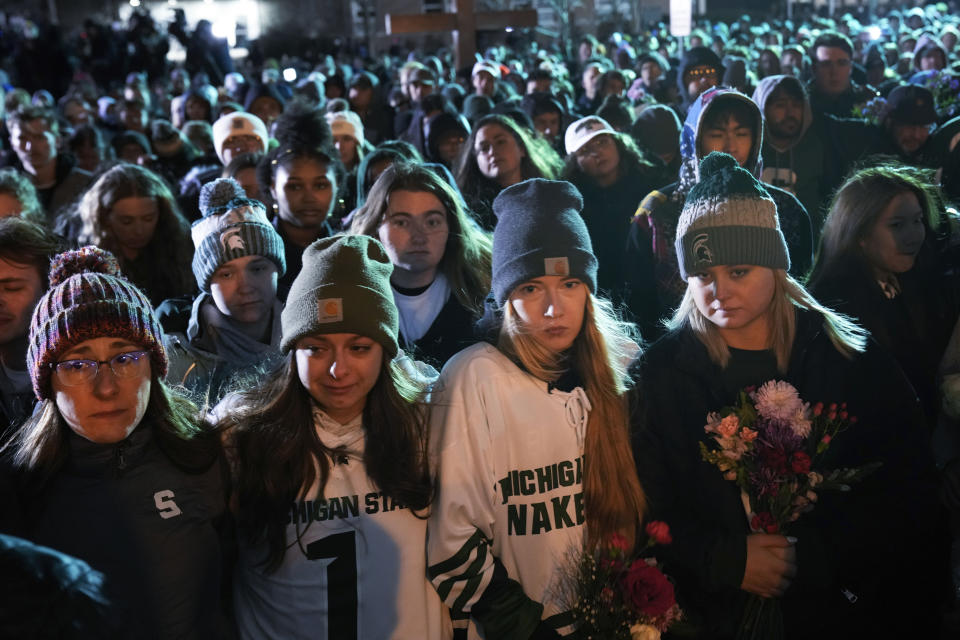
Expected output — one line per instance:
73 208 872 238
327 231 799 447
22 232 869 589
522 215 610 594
219 227 246 252
317 298 343 323
544 257 570 276
693 233 713 264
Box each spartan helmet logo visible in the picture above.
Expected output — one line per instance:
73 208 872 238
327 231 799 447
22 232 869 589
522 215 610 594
693 233 713 264
220 227 246 252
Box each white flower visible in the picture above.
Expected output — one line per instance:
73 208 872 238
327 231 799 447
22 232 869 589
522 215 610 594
754 380 803 422
704 411 722 434
789 404 812 438
630 623 662 640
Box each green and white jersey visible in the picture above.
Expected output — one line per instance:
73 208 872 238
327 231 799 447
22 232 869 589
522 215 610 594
427 343 592 639
233 409 451 640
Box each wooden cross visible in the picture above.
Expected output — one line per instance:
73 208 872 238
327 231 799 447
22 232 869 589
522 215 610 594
386 0 538 69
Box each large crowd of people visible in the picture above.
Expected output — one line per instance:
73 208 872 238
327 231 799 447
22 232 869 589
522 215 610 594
0 2 959 638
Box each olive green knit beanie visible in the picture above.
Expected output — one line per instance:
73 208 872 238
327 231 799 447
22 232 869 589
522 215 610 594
280 235 399 356
675 152 789 279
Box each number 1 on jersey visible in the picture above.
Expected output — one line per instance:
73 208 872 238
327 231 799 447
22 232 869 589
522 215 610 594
306 531 358 639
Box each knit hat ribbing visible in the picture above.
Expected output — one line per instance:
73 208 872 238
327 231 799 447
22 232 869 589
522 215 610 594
491 179 597 305
675 152 789 279
191 178 286 292
28 247 167 400
280 235 399 356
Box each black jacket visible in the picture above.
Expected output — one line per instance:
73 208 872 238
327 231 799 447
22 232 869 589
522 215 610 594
809 259 960 432
12 424 227 639
630 310 947 639
573 166 659 304
402 292 478 370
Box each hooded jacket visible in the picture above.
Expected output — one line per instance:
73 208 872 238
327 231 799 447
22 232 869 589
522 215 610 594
913 33 950 71
676 47 726 117
623 87 813 340
753 75 836 224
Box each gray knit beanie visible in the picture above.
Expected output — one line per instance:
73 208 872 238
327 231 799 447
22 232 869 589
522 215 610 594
191 178 286 292
280 235 399 356
676 152 789 279
491 179 597 305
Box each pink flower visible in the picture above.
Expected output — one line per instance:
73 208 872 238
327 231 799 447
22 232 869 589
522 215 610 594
754 380 803 421
812 402 824 416
717 415 740 438
645 521 673 545
704 411 722 434
740 427 758 442
821 434 832 445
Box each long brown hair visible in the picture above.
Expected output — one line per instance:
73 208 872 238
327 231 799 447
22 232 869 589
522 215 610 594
219 350 433 571
455 114 563 203
499 294 647 548
75 163 194 296
808 164 943 288
350 161 493 314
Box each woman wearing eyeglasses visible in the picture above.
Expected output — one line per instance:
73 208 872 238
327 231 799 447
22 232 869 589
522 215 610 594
5 246 226 638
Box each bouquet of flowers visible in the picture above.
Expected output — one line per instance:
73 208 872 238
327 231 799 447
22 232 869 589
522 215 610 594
558 522 683 640
917 69 960 120
699 380 880 640
852 95 887 125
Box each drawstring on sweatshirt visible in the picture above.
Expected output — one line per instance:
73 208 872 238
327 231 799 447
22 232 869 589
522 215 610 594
564 387 592 449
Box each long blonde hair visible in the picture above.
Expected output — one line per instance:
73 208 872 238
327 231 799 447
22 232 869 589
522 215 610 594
498 294 647 548
668 269 868 371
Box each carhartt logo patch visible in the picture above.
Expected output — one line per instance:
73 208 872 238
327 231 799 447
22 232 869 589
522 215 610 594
693 233 713 263
544 257 570 276
318 298 343 323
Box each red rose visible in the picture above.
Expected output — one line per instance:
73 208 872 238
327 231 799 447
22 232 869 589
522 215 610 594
645 521 673 545
620 560 676 618
791 452 812 474
751 512 779 533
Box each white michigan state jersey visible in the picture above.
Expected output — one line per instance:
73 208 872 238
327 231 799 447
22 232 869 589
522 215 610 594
233 410 451 640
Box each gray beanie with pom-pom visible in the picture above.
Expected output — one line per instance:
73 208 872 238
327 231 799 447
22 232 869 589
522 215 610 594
191 178 286 292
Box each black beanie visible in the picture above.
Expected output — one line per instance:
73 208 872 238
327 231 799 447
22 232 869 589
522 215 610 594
491 179 597 305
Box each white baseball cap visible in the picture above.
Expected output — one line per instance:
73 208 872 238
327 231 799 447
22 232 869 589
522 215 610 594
472 60 501 80
564 115 616 155
212 112 268 164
